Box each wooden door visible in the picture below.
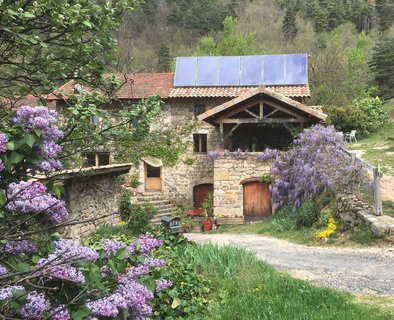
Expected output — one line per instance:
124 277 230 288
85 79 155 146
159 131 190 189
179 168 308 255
243 181 271 221
145 163 161 191
193 183 213 209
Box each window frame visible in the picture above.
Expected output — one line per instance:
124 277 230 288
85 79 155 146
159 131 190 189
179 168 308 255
194 104 206 118
193 133 207 153
84 152 110 167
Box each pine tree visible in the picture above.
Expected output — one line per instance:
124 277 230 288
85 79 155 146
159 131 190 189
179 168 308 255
158 43 172 73
376 0 394 31
370 35 394 99
309 0 329 33
282 8 298 40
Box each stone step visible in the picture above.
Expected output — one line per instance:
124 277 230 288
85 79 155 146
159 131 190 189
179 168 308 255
148 200 171 206
157 207 175 215
136 196 165 202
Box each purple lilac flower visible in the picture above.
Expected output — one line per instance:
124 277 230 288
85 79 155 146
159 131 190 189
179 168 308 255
0 240 37 255
156 279 173 292
14 106 57 131
14 106 64 173
86 296 120 317
0 285 25 301
19 291 50 319
6 181 69 223
50 305 71 320
54 239 99 262
40 263 85 284
0 265 7 276
0 159 5 172
100 266 112 278
137 233 163 256
101 239 127 257
119 265 150 282
0 132 8 153
144 257 166 268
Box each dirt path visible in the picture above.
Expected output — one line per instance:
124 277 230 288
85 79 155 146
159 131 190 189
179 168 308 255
185 233 394 296
381 174 394 202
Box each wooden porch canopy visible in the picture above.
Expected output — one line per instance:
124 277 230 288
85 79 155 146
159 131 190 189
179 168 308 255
197 86 326 146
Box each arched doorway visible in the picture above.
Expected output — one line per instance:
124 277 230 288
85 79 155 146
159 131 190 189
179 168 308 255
193 183 213 209
241 178 272 221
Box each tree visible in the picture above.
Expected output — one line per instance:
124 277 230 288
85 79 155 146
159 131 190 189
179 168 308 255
158 43 172 72
375 0 394 32
282 8 298 40
0 0 140 98
370 33 394 99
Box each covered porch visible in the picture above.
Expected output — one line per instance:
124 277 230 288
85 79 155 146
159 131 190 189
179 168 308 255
198 86 327 151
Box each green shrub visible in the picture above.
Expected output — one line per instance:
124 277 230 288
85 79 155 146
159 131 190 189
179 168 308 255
271 202 318 232
118 191 157 235
354 97 390 134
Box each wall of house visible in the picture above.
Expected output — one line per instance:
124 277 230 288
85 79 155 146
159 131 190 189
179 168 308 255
213 154 271 217
61 172 123 240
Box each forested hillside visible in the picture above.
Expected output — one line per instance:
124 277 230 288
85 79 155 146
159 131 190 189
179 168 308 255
115 0 394 107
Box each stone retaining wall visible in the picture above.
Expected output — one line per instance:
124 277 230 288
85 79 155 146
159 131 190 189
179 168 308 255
336 193 394 237
58 165 131 240
213 154 271 217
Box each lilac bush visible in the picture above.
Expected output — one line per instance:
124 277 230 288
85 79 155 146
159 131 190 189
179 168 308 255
0 106 173 319
260 125 367 210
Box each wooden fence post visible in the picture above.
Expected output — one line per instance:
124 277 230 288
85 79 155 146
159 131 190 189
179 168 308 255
373 166 383 216
350 152 356 165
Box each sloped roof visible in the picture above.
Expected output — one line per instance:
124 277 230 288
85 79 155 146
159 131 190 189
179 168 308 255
47 73 311 101
47 73 174 100
1 95 56 110
169 85 310 98
197 86 326 124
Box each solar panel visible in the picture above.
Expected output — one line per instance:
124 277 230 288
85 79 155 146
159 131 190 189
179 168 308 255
173 54 308 87
196 57 219 86
240 56 262 85
263 55 285 85
218 56 240 85
174 57 197 86
285 54 308 85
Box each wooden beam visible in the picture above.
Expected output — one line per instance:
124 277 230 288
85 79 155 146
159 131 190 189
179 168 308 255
259 101 264 120
219 118 303 124
262 99 308 122
216 100 259 121
223 123 241 140
245 109 259 119
219 123 224 147
263 109 278 119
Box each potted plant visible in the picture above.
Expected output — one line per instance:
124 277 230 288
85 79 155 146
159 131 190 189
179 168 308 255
201 192 214 231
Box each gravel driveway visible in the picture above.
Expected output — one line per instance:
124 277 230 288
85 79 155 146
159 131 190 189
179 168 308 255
185 233 394 296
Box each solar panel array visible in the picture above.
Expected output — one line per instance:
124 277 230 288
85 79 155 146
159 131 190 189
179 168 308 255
174 54 308 87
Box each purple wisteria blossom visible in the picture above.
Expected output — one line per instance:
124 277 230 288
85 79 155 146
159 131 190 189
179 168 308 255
137 233 163 256
0 285 25 301
0 265 7 276
155 279 173 292
50 305 71 320
265 125 367 210
208 149 220 161
19 291 51 319
6 181 69 223
0 132 8 152
0 240 37 255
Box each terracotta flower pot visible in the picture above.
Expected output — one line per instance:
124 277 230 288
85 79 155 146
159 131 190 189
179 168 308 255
202 219 213 231
187 209 203 217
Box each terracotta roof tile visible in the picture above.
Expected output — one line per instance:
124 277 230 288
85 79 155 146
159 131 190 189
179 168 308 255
1 95 56 110
47 73 310 100
169 85 310 98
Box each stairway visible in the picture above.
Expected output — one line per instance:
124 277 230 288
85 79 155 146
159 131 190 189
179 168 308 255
135 192 176 224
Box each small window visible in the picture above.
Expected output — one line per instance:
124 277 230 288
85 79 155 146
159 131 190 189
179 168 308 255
84 153 110 167
193 134 207 153
194 104 206 117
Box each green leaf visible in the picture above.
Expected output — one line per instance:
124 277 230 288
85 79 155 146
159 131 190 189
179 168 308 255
0 189 6 206
82 20 92 28
25 134 36 147
71 306 90 320
31 255 42 264
140 276 156 293
114 247 127 260
16 262 31 272
6 138 26 151
171 297 181 309
21 12 35 19
10 151 24 164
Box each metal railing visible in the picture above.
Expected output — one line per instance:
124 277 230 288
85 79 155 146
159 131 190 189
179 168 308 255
340 147 383 215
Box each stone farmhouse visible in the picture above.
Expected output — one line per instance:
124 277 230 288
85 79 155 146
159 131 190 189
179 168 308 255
47 54 327 223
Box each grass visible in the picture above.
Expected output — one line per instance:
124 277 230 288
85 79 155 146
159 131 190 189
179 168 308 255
383 200 394 218
211 219 381 247
347 99 394 175
177 244 394 320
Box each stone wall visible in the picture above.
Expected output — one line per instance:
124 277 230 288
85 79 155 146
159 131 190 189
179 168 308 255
59 165 131 240
213 154 271 217
336 193 394 238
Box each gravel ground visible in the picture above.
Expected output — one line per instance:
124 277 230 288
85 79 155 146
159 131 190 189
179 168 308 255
185 233 394 296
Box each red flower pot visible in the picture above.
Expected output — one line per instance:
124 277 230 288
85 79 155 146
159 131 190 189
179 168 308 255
187 209 203 217
202 219 213 231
